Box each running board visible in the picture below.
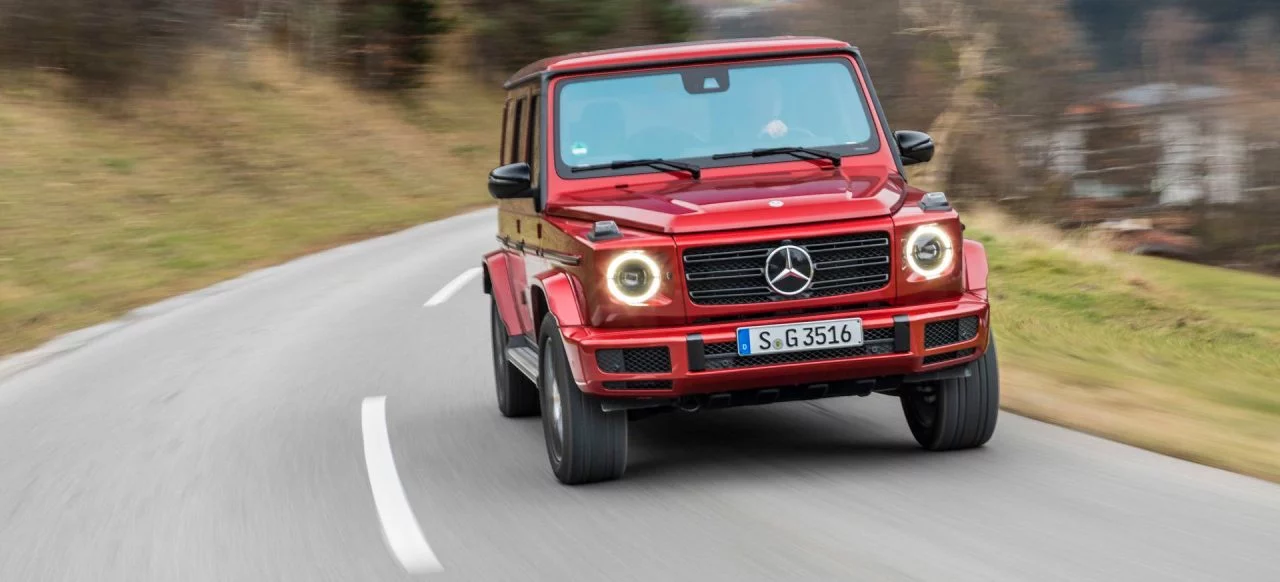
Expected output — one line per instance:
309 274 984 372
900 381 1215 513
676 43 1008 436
505 344 540 382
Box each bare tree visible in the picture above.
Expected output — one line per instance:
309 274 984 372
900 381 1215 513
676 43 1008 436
895 0 1086 196
898 0 1001 192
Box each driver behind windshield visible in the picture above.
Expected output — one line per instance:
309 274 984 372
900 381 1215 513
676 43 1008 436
557 58 875 171
745 77 791 141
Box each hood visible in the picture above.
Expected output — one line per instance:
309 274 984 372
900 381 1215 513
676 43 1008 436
545 167 903 234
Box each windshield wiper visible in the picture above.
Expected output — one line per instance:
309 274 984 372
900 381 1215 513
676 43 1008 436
712 146 842 167
570 158 701 179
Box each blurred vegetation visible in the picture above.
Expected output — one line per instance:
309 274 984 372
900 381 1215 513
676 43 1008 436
0 0 454 95
0 0 213 98
464 0 695 80
0 52 502 353
337 0 452 90
968 208 1280 482
1070 0 1280 71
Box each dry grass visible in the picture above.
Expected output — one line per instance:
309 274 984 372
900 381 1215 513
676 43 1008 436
0 50 502 355
966 207 1280 482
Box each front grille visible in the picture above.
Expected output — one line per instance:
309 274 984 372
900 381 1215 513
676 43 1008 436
924 316 979 349
923 348 975 366
602 380 673 390
595 347 671 374
682 232 892 306
702 327 895 370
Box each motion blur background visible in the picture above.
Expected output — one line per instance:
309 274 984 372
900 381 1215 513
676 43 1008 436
1 0 1278 480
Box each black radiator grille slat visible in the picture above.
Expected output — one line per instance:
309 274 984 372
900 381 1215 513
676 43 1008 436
700 327 895 370
683 233 892 306
809 272 890 290
923 316 980 349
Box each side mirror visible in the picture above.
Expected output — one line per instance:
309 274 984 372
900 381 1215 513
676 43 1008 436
895 130 935 166
488 162 534 199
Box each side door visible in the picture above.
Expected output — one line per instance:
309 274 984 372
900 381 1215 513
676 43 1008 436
497 91 539 339
518 92 552 338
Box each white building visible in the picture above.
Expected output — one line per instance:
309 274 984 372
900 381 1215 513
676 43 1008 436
1046 83 1245 205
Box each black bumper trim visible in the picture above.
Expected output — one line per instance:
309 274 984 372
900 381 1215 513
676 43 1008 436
686 333 706 372
893 315 911 353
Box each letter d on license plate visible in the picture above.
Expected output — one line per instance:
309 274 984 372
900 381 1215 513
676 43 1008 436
736 318 863 356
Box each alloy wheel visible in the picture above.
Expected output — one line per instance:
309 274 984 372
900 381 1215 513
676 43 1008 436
543 347 565 461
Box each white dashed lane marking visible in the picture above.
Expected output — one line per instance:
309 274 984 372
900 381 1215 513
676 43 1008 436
423 267 482 307
361 396 443 574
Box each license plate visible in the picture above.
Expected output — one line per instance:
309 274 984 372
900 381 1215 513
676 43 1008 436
736 318 863 356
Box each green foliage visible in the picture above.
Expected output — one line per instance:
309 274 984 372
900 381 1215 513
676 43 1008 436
466 0 696 79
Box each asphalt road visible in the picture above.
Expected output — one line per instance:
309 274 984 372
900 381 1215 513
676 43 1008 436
2 208 1279 581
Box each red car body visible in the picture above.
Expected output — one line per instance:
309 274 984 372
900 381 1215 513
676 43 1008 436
482 37 998 483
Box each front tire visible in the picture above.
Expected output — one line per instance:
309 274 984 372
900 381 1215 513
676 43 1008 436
539 316 627 485
490 300 539 418
901 334 1000 450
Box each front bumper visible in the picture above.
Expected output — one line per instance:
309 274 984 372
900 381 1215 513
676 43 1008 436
559 292 990 398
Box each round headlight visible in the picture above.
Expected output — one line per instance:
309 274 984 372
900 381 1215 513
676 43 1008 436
905 224 955 279
606 251 661 305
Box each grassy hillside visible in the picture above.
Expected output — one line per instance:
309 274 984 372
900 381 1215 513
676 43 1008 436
969 210 1280 482
0 53 502 354
2 52 1277 482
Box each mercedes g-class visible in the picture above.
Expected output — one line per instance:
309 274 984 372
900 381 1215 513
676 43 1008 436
482 37 998 484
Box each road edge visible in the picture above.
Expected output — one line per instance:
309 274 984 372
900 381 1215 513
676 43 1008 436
0 207 496 385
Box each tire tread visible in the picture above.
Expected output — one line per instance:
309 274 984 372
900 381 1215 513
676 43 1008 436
540 316 627 484
903 334 1000 451
491 302 539 418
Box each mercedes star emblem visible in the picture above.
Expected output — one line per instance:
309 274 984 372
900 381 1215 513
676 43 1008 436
764 245 815 296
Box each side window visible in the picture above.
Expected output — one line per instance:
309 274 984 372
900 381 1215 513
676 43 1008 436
499 101 510 165
526 94 540 180
509 98 526 166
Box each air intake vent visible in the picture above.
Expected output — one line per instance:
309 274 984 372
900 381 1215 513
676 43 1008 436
595 347 671 374
924 316 979 349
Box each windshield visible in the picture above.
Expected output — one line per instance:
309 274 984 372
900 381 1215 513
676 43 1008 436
554 58 879 178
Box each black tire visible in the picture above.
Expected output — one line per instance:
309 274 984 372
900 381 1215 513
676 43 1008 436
901 334 1000 450
490 300 539 418
538 316 627 485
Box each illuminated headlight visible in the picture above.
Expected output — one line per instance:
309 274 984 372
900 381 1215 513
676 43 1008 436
605 251 660 305
904 224 955 279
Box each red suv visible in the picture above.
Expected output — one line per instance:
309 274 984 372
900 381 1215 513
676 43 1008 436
483 37 998 484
